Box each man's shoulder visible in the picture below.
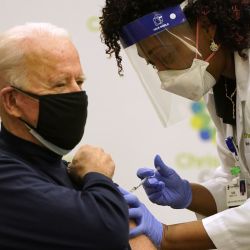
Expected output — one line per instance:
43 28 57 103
0 148 31 168
0 148 45 183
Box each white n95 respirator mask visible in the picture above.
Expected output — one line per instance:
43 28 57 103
158 58 216 101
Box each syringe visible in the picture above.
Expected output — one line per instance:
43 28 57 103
129 167 160 192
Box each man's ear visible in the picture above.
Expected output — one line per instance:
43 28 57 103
0 86 22 117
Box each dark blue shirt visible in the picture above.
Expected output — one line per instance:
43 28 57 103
0 126 130 250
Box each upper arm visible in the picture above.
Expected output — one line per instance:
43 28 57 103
0 166 129 249
128 220 157 250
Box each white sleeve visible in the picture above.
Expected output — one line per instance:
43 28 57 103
202 199 250 250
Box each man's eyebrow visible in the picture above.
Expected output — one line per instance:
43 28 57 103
78 75 86 81
76 75 86 84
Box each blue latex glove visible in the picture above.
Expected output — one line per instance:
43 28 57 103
118 187 163 248
137 155 192 209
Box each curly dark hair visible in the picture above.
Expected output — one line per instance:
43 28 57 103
100 0 250 75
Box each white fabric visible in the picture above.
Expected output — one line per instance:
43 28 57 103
199 49 250 249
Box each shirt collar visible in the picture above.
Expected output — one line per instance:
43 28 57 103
0 124 62 165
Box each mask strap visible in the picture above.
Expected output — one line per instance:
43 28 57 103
195 20 220 62
28 127 70 156
20 117 69 156
11 85 40 100
195 20 200 59
205 45 221 62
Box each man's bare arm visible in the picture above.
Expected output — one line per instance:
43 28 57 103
129 220 157 250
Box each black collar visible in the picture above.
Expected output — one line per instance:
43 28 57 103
0 124 62 166
213 76 237 126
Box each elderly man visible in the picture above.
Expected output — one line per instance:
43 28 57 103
0 22 131 250
0 22 157 250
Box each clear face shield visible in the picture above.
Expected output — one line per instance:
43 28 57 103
119 1 217 127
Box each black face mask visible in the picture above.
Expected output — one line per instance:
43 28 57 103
12 86 88 154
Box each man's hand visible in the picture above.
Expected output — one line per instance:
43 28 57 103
68 145 115 183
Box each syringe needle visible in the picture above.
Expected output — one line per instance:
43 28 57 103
129 167 160 193
129 177 147 192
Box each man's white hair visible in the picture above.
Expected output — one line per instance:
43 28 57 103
0 22 70 88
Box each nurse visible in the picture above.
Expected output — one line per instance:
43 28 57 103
100 0 250 249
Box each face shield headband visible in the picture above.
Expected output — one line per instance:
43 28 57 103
119 2 188 49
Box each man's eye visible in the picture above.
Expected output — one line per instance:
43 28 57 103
55 83 66 88
76 80 83 85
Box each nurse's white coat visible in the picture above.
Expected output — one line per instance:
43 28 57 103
200 49 250 250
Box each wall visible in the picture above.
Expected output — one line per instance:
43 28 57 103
0 0 219 225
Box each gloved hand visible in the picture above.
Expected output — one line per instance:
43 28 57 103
118 187 163 248
137 155 192 209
